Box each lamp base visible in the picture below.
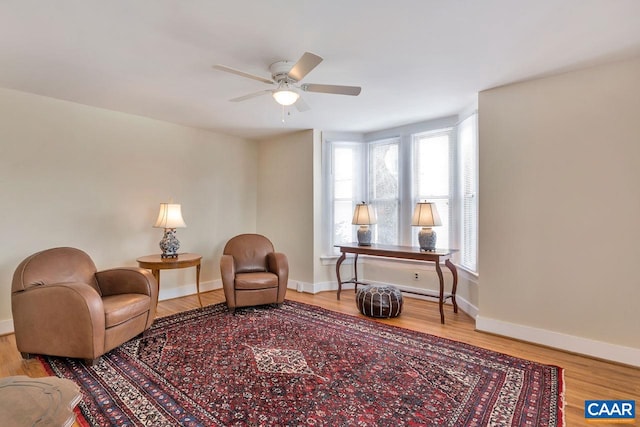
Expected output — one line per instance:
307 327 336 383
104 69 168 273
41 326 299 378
418 227 437 251
159 228 181 258
357 226 372 246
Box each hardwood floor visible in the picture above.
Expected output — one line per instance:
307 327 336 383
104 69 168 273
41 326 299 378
2 289 638 426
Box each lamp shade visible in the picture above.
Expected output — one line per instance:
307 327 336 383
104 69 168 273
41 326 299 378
153 203 187 229
411 202 442 227
272 89 300 106
352 202 377 225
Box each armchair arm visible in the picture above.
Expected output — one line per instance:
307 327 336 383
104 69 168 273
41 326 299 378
96 267 157 298
220 254 236 308
267 252 289 302
11 282 105 359
95 267 158 331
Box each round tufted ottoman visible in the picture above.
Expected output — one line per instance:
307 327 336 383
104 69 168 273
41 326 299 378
356 285 403 318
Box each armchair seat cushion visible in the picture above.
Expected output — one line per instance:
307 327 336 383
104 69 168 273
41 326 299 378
235 272 278 290
102 294 151 328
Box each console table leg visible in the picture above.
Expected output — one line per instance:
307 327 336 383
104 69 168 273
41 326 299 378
435 263 445 324
353 253 359 293
336 252 347 300
445 259 458 313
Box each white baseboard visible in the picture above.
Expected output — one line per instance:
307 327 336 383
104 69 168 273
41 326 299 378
158 279 220 302
0 318 14 336
476 315 640 368
289 280 350 294
288 280 315 293
384 282 479 319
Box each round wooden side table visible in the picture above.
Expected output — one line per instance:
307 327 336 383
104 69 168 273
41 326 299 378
136 253 203 307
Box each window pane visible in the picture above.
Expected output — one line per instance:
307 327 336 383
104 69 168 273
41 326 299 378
415 134 449 197
370 142 398 199
459 114 478 271
334 147 354 199
372 200 398 244
329 142 362 252
370 140 399 244
413 131 452 250
334 200 353 245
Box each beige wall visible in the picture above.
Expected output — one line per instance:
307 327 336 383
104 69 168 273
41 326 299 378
0 88 258 332
257 130 316 284
478 57 640 362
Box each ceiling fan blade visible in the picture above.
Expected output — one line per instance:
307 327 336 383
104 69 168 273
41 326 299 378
213 64 274 84
295 97 310 112
229 90 272 102
301 83 362 96
287 52 323 82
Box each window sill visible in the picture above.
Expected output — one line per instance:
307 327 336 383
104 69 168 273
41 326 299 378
457 264 478 278
320 255 342 266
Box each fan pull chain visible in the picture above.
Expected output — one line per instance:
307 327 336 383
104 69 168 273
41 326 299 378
281 106 292 125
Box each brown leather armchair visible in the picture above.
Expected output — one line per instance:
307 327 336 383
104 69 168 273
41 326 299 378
11 247 158 365
220 234 288 312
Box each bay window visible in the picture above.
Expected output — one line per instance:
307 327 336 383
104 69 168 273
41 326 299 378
323 112 478 273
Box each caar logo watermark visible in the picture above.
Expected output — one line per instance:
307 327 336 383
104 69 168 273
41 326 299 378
585 400 635 423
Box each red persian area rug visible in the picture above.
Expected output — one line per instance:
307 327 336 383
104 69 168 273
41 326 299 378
39 301 564 426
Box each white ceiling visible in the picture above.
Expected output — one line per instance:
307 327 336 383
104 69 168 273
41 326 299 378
1 1 640 140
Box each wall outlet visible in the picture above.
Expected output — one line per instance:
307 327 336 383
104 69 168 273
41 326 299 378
413 272 420 280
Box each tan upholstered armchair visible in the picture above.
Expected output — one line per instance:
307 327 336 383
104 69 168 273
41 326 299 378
11 247 158 365
220 234 289 312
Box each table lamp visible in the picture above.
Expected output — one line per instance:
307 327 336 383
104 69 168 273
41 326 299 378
153 203 187 258
352 202 377 246
411 201 442 251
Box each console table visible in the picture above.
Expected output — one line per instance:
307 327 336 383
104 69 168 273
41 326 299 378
335 243 458 324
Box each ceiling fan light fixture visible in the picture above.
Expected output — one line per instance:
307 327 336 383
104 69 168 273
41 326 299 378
215 52 361 112
273 86 299 106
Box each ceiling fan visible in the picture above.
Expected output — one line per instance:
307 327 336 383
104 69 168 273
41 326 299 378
213 52 361 111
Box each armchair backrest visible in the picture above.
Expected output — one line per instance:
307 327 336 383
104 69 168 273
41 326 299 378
223 234 275 273
12 247 100 293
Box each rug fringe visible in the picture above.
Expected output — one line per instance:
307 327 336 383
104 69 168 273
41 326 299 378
558 367 567 427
